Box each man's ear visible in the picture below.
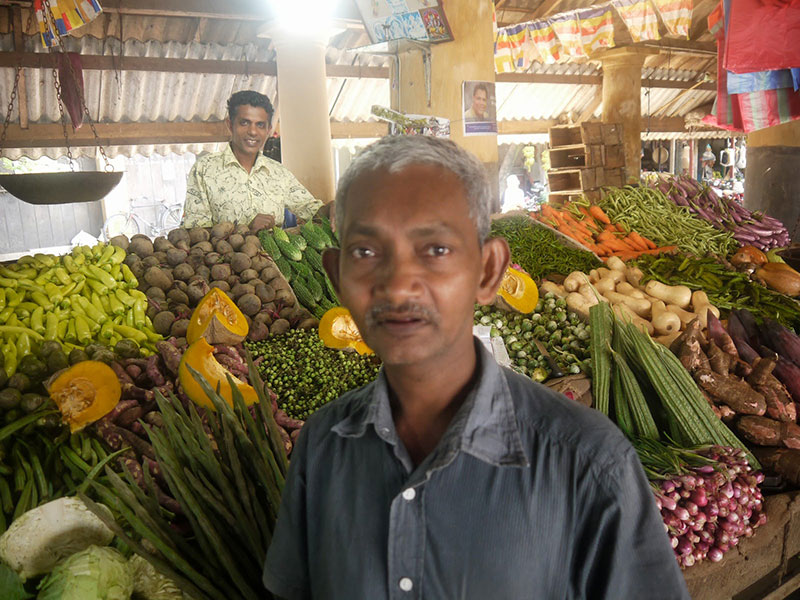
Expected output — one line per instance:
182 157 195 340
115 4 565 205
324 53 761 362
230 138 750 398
475 237 510 306
225 118 232 134
322 248 342 295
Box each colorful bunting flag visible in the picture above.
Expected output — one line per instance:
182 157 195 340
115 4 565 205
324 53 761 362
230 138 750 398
527 19 561 64
34 0 102 48
651 0 692 38
494 24 534 74
612 0 660 42
549 12 585 58
577 6 615 55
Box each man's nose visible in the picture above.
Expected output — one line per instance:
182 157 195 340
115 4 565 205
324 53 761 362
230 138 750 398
375 253 423 302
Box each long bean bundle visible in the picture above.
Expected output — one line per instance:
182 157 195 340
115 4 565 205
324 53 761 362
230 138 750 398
81 359 288 600
491 216 601 280
599 186 737 257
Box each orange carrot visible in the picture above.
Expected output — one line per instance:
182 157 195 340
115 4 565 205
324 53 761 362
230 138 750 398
615 222 627 233
577 205 593 220
597 231 621 243
626 232 649 252
642 236 657 250
589 205 611 224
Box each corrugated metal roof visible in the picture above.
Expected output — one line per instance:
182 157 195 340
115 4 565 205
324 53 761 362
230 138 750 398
0 5 726 161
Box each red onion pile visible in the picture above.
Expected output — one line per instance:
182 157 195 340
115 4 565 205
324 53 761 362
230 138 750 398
646 174 789 251
654 445 766 569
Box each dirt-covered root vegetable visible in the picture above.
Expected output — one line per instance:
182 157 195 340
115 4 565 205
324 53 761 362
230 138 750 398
144 266 173 291
694 370 767 415
48 361 122 432
563 271 592 293
605 255 626 272
109 235 129 250
129 236 154 258
539 280 567 298
0 497 115 579
565 291 597 318
210 221 235 239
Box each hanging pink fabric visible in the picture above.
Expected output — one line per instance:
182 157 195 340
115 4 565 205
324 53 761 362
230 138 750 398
703 0 800 131
723 0 800 73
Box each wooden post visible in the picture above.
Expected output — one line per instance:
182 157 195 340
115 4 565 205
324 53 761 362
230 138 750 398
597 47 658 180
394 0 499 207
269 28 335 203
745 121 800 242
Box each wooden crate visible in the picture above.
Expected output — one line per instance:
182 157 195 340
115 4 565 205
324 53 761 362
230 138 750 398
549 121 624 147
547 167 599 193
597 167 626 187
548 189 600 205
549 144 605 169
603 144 625 168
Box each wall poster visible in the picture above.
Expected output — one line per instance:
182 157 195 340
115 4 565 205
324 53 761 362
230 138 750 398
462 80 497 136
355 0 453 44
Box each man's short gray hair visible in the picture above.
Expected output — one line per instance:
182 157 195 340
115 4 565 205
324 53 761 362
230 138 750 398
335 136 491 242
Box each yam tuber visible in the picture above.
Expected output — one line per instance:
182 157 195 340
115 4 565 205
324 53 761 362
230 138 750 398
694 369 766 416
737 415 800 449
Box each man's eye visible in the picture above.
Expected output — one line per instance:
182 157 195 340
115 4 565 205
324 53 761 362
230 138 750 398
352 247 376 259
426 245 450 257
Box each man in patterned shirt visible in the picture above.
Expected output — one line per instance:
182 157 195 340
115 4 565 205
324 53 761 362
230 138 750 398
182 90 322 230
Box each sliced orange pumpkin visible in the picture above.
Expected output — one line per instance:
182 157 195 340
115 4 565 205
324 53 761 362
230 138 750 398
47 361 121 433
186 288 248 345
497 266 538 313
178 338 258 411
318 307 373 355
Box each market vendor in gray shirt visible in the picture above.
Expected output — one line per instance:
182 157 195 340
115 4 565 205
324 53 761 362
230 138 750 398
262 136 689 599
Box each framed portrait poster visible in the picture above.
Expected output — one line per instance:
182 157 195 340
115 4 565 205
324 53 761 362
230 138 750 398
463 80 498 136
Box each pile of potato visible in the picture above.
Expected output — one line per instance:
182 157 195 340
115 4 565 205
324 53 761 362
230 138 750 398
541 256 721 345
110 222 316 345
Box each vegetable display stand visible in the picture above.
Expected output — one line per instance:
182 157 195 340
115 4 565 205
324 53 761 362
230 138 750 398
547 121 627 205
683 491 800 599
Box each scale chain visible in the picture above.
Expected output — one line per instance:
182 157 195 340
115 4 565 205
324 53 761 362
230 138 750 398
42 0 113 172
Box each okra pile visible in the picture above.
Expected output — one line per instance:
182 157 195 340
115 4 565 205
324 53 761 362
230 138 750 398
474 292 591 382
246 328 381 420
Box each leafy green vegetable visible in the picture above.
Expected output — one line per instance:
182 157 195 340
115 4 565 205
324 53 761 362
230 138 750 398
129 555 183 600
36 545 132 600
0 563 32 600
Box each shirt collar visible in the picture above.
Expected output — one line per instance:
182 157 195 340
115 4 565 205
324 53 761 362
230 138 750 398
222 143 271 173
332 338 529 469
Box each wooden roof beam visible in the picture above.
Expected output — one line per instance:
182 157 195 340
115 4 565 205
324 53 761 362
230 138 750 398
0 120 389 148
0 52 390 79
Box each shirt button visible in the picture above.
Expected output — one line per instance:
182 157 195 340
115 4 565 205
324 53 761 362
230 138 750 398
402 488 416 501
399 577 413 592
380 427 390 435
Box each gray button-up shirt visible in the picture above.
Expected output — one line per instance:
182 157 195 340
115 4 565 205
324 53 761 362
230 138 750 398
263 340 689 599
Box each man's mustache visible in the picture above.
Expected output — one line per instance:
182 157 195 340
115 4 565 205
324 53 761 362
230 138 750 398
365 302 438 327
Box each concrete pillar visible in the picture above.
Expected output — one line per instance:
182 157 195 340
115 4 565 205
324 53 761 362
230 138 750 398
745 120 800 242
270 30 335 203
597 47 658 180
394 0 499 208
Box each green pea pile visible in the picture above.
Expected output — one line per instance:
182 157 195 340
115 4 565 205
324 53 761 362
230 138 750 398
475 292 591 382
246 329 381 420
